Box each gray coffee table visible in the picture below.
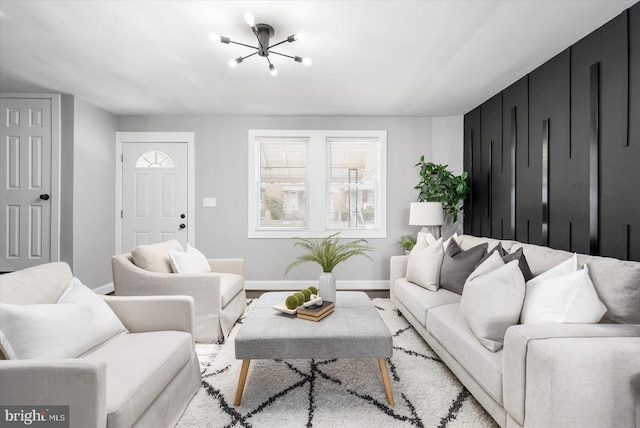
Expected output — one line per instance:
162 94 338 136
234 291 394 406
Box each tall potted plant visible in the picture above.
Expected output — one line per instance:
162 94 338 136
414 156 470 223
285 232 374 302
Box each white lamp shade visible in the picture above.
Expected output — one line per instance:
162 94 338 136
409 202 444 226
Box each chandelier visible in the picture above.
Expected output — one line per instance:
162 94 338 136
209 12 312 76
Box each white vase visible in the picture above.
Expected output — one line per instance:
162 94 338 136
318 272 336 303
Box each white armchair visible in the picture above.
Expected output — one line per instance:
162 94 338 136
0 262 200 428
112 252 247 343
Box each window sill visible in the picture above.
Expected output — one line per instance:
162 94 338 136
247 229 387 239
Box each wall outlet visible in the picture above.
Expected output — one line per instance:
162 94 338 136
203 197 216 207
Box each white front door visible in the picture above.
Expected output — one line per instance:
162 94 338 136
0 98 52 271
121 142 188 252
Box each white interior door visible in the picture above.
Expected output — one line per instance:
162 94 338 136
122 142 188 252
0 98 52 271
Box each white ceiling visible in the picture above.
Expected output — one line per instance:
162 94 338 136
0 0 636 117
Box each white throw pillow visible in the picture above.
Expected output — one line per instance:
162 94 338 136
526 253 578 287
411 232 437 254
461 254 526 352
520 264 607 324
406 237 445 291
169 243 211 274
0 278 127 360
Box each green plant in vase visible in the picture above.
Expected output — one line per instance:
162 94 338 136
285 232 373 302
397 234 417 254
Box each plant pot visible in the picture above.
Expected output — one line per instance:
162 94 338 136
318 272 336 303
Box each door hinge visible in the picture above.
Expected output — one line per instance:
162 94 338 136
121 154 123 162
120 210 123 218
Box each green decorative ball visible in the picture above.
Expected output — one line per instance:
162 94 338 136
285 295 299 310
300 289 311 302
308 286 318 295
294 292 305 306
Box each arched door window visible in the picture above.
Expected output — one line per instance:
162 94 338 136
135 150 175 169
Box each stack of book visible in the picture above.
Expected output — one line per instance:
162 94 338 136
297 301 334 322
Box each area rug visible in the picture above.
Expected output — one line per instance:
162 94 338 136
177 298 498 428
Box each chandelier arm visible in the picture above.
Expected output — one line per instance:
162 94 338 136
268 39 289 50
240 52 260 61
228 40 259 50
269 51 295 60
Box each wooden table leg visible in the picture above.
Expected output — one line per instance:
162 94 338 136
234 359 251 406
378 357 395 406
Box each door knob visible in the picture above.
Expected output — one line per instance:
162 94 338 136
39 194 50 201
179 223 186 229
180 214 186 219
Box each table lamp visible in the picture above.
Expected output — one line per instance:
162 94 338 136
409 202 444 238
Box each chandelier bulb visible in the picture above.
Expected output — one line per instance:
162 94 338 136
243 12 255 27
302 57 312 67
295 31 306 41
269 64 278 76
228 57 243 68
208 32 220 42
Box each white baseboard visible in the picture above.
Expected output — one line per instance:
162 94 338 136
94 282 114 295
245 280 389 291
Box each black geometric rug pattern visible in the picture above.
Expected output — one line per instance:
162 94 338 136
177 298 498 428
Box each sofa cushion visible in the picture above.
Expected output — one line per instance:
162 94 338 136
461 254 525 352
427 303 504 404
457 235 516 254
0 262 73 305
440 240 488 294
406 237 444 291
0 278 127 359
393 278 460 327
132 239 184 273
220 273 244 308
82 331 193 428
169 243 211 274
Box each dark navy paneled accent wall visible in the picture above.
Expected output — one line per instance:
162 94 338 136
463 3 640 261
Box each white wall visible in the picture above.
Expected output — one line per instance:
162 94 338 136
116 115 436 286
432 115 465 236
72 97 117 289
59 95 75 268
432 115 464 174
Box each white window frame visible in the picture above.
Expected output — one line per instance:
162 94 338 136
248 129 387 239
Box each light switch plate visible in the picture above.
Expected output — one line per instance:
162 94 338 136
203 197 216 207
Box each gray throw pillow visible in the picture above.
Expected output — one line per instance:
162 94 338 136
479 243 535 282
502 247 534 282
439 241 488 294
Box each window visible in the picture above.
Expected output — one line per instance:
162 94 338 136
135 150 175 169
328 138 378 230
248 130 386 238
259 138 308 229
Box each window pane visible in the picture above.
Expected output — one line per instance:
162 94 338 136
135 150 175 169
259 139 307 228
327 139 377 229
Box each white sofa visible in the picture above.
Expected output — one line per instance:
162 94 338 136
0 262 201 428
112 242 246 344
390 234 640 428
